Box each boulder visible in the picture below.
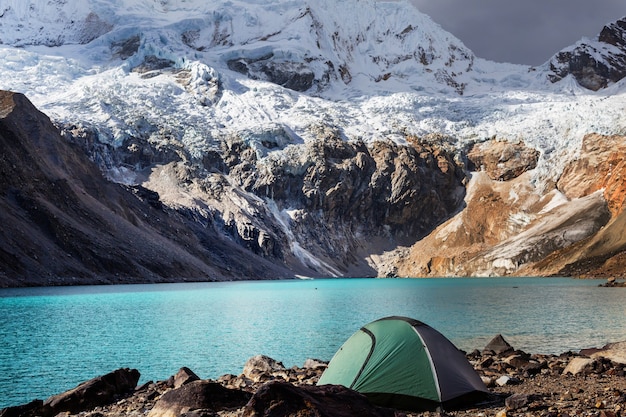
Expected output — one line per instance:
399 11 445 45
504 354 531 370
505 393 529 411
467 139 539 181
563 358 595 375
522 360 546 376
495 376 520 387
241 381 395 417
171 367 200 389
302 358 328 369
242 355 286 382
479 356 494 369
0 399 43 417
591 341 626 365
484 335 514 356
43 368 140 416
147 380 251 417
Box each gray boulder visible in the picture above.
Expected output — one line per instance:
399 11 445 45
171 367 201 389
483 334 514 356
242 355 286 382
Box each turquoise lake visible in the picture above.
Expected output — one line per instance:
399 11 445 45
0 277 624 408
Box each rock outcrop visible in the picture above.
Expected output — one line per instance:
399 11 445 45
548 17 626 90
518 134 626 277
395 167 610 277
393 133 626 278
557 134 626 216
67 118 468 278
467 139 540 181
0 89 472 285
217 134 467 275
3 90 626 282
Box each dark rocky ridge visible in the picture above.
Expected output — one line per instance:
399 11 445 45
548 17 626 90
223 134 467 251
0 91 295 286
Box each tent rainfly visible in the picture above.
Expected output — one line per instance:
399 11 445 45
317 316 488 411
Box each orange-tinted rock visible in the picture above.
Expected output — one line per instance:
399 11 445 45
558 134 626 215
467 139 540 181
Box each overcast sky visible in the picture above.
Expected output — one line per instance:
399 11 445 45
410 0 626 66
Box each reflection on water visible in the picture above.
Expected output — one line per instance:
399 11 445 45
0 277 623 407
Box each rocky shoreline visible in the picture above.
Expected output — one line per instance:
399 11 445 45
599 278 626 288
2 336 625 417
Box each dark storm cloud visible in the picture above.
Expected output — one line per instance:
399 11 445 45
410 0 626 65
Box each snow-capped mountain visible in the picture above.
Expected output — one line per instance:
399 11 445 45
548 17 626 90
1 0 475 90
1 0 626 283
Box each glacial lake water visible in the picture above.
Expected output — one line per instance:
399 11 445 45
0 277 625 408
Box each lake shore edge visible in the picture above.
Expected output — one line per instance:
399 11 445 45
3 336 625 417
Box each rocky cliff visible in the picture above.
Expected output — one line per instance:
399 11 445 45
396 134 626 278
0 90 471 284
0 91 296 286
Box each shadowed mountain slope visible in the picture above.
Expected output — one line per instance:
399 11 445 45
0 91 295 286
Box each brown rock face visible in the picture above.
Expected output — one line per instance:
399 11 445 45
510 134 626 278
398 175 612 277
394 133 626 278
467 139 540 181
558 134 626 216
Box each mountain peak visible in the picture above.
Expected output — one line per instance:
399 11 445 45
547 16 626 90
599 17 626 47
0 0 475 94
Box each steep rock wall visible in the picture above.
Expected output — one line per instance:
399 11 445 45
0 91 295 286
395 139 612 277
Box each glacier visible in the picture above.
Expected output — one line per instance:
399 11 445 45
0 0 623 181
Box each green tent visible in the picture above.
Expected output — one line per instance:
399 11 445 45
317 316 488 411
